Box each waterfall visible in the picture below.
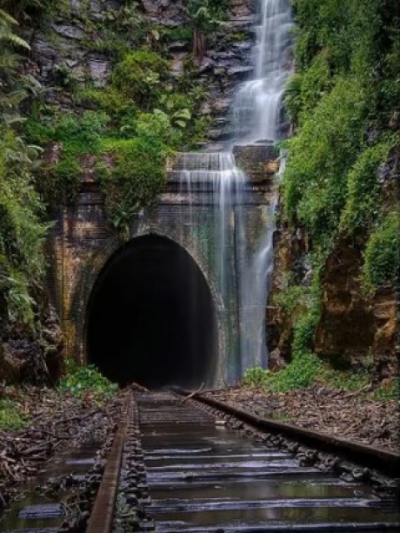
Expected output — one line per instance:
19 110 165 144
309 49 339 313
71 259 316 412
232 0 293 143
234 0 293 371
174 0 293 380
176 152 246 299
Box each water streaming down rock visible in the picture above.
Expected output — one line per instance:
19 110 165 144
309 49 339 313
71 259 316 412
175 0 293 380
232 0 293 371
232 0 294 142
177 152 246 300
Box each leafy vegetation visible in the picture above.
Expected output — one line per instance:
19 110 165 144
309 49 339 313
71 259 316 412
284 0 400 273
0 398 27 430
242 357 393 395
243 366 270 387
0 8 48 330
60 362 118 402
372 378 400 401
362 212 400 290
0 0 221 351
277 0 400 370
100 135 168 230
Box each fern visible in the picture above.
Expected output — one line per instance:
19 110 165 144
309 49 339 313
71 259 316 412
0 8 30 50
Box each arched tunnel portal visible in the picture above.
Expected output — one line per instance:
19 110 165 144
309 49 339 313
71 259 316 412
85 234 219 388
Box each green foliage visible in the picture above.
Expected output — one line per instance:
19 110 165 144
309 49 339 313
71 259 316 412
273 285 308 318
271 352 323 391
0 6 49 331
60 362 118 401
100 135 167 229
27 110 110 154
135 110 182 146
243 366 270 387
243 352 323 392
283 77 367 251
373 378 400 401
340 140 395 233
113 51 170 109
0 398 27 430
282 0 400 358
160 25 192 43
0 128 47 329
52 153 82 206
0 8 30 50
292 307 320 358
319 365 370 391
362 212 400 290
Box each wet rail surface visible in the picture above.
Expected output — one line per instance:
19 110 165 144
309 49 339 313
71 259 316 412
138 392 399 532
0 391 398 533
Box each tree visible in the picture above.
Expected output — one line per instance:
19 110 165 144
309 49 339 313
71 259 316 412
184 0 220 63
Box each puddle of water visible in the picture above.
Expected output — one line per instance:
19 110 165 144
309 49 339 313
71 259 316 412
0 441 100 532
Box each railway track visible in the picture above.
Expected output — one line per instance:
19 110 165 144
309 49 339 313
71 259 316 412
1 390 399 532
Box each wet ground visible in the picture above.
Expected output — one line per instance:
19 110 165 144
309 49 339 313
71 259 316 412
0 392 122 533
204 386 400 453
138 392 399 532
0 441 99 531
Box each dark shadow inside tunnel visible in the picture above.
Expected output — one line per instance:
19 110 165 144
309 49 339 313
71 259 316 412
85 235 218 388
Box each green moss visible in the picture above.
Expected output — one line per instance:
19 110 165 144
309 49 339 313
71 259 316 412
340 140 395 233
100 136 167 229
362 212 400 290
0 399 27 430
373 378 400 401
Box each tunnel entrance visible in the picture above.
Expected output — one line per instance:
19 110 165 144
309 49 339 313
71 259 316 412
85 235 218 388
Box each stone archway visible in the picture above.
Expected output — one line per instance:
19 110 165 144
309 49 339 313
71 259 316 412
69 233 225 387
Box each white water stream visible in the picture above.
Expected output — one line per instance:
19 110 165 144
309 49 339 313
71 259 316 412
178 0 293 377
232 0 293 143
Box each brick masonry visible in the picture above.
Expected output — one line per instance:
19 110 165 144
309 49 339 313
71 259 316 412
48 145 277 385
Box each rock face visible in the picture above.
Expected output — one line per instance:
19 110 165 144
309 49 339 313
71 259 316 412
26 0 256 148
314 245 375 368
0 304 63 385
267 233 398 381
314 243 398 378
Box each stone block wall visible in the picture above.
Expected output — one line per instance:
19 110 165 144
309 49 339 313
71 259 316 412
49 148 277 385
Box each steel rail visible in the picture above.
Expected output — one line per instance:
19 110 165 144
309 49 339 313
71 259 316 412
172 387 400 477
85 394 130 533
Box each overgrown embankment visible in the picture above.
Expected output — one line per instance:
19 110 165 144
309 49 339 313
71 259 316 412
267 0 400 386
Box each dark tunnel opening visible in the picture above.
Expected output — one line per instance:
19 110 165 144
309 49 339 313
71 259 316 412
85 235 218 388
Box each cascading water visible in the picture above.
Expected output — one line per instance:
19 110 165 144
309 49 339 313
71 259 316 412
177 153 246 296
175 0 293 380
233 0 293 371
232 0 293 143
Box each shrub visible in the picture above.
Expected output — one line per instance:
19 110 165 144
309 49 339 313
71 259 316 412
113 51 170 109
54 111 110 154
362 212 400 290
60 363 118 401
292 308 320 358
273 285 309 318
340 140 395 233
283 77 367 251
243 366 270 387
100 136 167 229
271 352 322 391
